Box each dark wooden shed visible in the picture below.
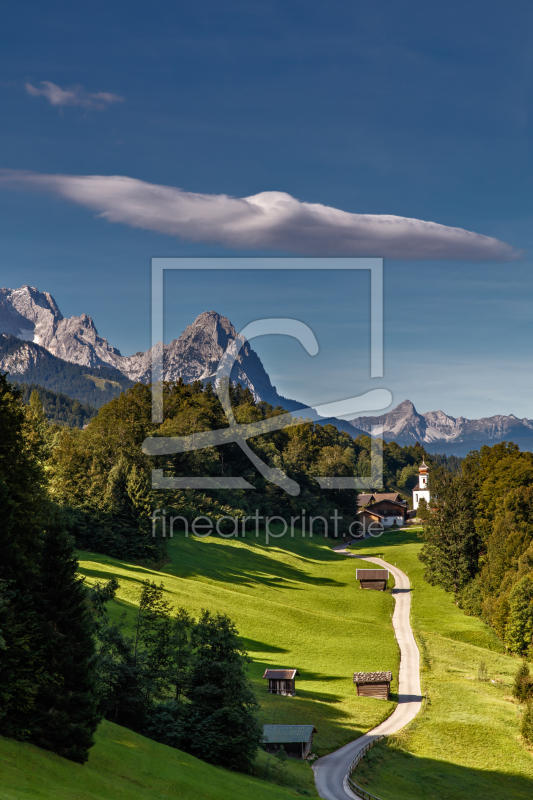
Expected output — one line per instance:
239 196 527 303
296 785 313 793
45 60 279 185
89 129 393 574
262 724 317 758
353 671 392 699
263 668 300 696
356 569 389 590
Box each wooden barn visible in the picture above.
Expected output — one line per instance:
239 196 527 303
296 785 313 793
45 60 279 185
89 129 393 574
353 671 393 699
263 668 300 696
262 724 317 758
356 569 389 590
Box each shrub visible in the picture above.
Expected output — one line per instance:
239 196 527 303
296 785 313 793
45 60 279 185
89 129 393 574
521 701 533 744
513 661 533 703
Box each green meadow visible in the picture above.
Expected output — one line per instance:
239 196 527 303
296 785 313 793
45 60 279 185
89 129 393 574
0 719 306 800
2 525 530 799
351 528 533 800
1 529 405 800
78 530 399 756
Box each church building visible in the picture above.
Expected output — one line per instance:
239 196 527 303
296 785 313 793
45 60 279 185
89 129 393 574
412 460 430 511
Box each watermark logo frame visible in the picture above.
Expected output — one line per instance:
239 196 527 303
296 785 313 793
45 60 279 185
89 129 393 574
144 257 389 494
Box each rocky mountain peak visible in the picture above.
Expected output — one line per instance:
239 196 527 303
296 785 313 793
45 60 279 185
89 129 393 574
0 285 64 343
0 288 280 402
178 311 237 354
396 399 416 411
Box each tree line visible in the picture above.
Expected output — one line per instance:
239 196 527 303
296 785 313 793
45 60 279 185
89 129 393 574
45 378 430 562
418 441 533 658
16 384 98 427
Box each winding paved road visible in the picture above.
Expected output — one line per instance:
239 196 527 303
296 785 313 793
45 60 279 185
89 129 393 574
312 542 422 800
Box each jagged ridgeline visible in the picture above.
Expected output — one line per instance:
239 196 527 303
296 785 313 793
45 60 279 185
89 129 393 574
1 334 134 408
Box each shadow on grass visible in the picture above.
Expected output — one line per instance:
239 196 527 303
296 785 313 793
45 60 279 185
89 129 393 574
241 637 289 654
257 690 367 754
349 530 422 551
354 742 533 800
78 553 163 577
162 535 347 591
78 564 157 590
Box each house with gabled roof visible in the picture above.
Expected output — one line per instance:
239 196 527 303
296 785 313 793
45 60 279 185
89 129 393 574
357 491 408 528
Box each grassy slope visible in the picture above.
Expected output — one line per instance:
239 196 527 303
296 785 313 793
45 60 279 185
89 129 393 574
78 531 399 757
82 374 123 390
350 529 533 800
0 719 304 800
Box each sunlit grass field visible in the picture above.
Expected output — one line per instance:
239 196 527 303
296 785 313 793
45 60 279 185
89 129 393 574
0 719 307 800
78 530 399 756
350 529 533 800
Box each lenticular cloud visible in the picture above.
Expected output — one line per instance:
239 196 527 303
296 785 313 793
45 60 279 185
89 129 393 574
0 169 520 260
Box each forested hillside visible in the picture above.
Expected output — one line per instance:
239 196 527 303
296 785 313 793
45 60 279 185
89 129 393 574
419 442 533 659
1 333 133 406
16 382 97 427
48 378 431 562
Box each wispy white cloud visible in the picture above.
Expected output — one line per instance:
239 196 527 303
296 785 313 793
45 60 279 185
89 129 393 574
25 81 124 110
0 169 521 261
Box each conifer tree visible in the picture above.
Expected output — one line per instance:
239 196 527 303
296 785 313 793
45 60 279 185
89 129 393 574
172 607 195 703
184 610 263 772
31 512 101 763
505 575 533 657
513 660 532 703
0 375 46 739
418 467 479 597
521 701 533 744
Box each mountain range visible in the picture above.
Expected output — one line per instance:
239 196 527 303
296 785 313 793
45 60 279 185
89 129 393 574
0 285 285 398
2 284 532 455
351 399 533 456
0 285 359 435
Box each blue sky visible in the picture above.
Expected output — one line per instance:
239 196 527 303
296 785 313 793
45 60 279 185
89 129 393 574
1 1 533 418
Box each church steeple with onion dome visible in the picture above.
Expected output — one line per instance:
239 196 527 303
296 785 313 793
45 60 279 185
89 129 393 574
413 459 430 511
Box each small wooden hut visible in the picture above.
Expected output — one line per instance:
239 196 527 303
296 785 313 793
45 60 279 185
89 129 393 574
262 725 317 758
356 568 389 590
263 668 300 696
353 671 392 699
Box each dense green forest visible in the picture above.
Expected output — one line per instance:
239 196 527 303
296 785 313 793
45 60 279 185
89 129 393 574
48 378 431 562
15 382 98 427
419 442 533 659
1 333 133 406
0 375 101 763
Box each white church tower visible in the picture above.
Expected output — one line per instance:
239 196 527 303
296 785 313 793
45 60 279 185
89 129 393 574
413 460 430 511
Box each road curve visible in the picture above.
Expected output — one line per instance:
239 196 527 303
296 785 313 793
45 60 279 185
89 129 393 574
312 542 422 800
